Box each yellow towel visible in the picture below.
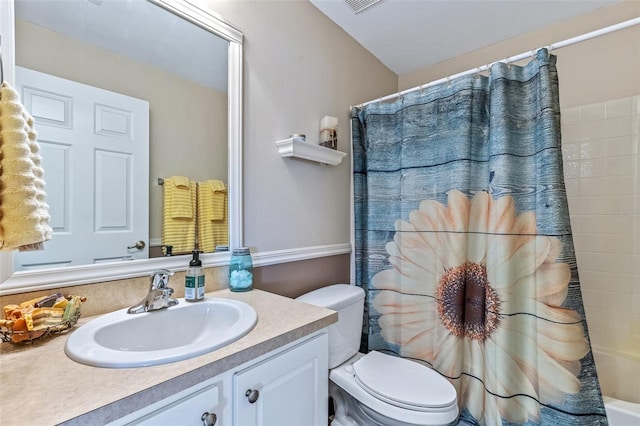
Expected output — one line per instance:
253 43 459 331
161 176 196 253
0 82 52 251
202 180 226 221
197 180 228 253
167 176 193 219
172 175 190 188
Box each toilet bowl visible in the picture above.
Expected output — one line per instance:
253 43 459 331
297 284 459 426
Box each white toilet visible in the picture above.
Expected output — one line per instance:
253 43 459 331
297 284 459 426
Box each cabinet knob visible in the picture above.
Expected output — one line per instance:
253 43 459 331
201 412 217 426
245 389 260 403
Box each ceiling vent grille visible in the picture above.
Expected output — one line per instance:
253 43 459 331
345 0 382 14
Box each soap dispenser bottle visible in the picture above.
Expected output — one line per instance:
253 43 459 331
185 250 204 302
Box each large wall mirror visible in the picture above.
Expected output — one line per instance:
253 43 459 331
0 0 243 294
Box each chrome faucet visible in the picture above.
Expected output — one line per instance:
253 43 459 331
127 269 179 314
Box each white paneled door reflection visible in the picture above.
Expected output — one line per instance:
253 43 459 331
13 67 149 271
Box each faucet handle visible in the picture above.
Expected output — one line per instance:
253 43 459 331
150 269 174 290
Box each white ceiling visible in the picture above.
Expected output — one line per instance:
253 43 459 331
309 0 620 75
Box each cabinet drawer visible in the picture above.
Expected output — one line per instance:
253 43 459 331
109 377 221 426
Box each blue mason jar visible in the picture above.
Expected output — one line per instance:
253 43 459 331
229 247 253 292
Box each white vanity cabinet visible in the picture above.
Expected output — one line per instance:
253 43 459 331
233 333 328 426
108 331 328 426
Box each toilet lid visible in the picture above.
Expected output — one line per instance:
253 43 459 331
352 351 457 411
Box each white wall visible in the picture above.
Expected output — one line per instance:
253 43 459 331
562 96 639 357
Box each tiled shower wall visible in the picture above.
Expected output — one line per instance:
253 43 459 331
561 95 639 358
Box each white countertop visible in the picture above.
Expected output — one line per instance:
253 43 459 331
0 289 337 425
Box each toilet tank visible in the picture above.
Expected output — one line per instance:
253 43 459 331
296 284 365 368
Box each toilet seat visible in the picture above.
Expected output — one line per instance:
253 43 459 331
352 351 457 411
330 352 459 425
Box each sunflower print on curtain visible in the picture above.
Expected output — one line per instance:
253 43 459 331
351 49 607 425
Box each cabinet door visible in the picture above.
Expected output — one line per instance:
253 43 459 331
109 377 221 426
234 333 328 426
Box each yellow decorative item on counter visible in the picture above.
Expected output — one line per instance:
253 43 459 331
0 293 85 344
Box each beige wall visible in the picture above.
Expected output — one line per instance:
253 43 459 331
398 0 639 359
398 1 639 108
210 0 637 255
15 0 400 256
11 1 635 313
0 1 391 305
203 0 397 253
253 254 351 299
15 20 228 244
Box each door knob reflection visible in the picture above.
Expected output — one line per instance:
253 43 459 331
127 240 146 250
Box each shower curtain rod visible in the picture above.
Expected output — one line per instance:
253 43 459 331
352 17 640 109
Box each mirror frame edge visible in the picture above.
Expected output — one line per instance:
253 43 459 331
0 0 243 295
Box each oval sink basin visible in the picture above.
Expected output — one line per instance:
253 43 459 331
65 297 257 368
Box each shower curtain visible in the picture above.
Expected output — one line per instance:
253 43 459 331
351 50 606 425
